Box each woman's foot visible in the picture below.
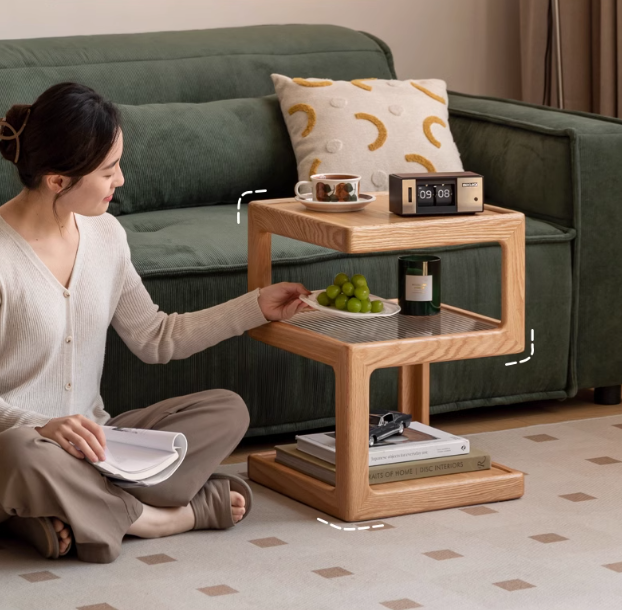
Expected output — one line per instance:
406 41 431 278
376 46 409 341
50 517 71 555
126 491 245 539
230 491 246 524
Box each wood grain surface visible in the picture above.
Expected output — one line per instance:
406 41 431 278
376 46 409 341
246 192 526 521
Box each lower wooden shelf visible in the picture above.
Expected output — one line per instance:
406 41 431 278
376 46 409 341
248 451 525 522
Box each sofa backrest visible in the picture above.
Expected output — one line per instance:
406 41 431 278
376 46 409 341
0 25 396 214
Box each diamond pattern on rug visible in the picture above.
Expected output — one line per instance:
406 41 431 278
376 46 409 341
137 553 176 565
198 585 238 596
362 520 394 530
250 537 287 547
493 579 536 591
586 456 622 465
530 533 569 543
380 599 423 609
423 549 463 560
524 434 558 442
20 571 60 582
7 416 622 610
313 567 353 578
559 492 597 502
460 506 498 516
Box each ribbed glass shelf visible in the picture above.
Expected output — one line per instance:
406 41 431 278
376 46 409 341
283 307 497 344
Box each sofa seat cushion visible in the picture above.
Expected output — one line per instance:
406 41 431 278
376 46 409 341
105 204 575 432
116 204 573 278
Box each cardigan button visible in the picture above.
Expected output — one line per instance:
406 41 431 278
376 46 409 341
65 382 72 391
65 336 73 343
63 290 70 298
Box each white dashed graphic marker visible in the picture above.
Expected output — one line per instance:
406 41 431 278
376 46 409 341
237 189 267 224
505 328 535 366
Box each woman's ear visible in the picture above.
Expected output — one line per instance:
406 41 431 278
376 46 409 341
43 173 70 194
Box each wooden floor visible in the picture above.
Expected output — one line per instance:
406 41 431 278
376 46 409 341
223 388 622 464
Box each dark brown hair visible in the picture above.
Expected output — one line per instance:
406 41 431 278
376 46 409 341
0 82 121 230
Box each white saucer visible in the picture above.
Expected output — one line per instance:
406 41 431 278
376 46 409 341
299 289 400 318
295 193 376 212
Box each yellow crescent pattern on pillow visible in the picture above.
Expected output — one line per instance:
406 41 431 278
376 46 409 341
351 78 377 91
411 82 447 105
309 158 322 179
405 154 436 172
271 74 461 190
423 116 447 148
288 104 317 137
293 78 333 87
354 113 387 151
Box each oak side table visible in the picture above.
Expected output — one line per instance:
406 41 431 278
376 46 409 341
246 192 525 522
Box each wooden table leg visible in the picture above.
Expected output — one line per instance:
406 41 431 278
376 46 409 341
334 353 371 521
398 363 430 425
248 204 272 291
500 215 526 348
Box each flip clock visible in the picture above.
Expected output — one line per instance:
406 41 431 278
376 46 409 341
388 171 484 216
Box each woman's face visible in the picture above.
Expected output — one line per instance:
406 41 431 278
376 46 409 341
54 129 125 217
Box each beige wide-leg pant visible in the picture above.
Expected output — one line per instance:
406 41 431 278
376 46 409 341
0 389 250 563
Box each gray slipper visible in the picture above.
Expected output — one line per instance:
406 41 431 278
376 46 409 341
190 473 253 530
209 472 253 523
5 516 72 559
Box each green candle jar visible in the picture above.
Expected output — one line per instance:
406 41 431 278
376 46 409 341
398 255 441 316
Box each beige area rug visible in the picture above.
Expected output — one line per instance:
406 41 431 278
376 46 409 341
3 415 622 610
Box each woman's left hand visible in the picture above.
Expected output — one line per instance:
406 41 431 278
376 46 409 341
257 282 314 321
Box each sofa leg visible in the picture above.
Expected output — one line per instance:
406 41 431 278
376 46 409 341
594 385 622 405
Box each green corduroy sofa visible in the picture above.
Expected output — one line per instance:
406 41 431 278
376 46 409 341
1 25 620 438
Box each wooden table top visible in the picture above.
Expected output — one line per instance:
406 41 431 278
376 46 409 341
248 192 525 254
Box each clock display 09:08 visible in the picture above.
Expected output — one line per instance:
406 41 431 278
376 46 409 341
416 184 454 206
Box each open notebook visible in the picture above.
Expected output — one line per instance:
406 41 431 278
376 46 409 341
80 426 188 488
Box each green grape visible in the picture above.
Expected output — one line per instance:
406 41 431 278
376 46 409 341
351 274 367 288
354 286 369 301
347 297 362 313
335 294 349 310
341 281 355 297
370 300 384 313
334 272 349 287
344 183 353 192
317 292 330 307
360 298 372 313
326 285 340 300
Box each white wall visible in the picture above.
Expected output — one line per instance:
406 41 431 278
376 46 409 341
1 0 522 99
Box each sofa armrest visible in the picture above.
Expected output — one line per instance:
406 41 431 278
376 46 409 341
447 91 622 392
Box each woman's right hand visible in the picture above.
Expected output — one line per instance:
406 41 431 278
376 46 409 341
35 414 107 462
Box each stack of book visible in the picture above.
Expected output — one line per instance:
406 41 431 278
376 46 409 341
275 420 491 486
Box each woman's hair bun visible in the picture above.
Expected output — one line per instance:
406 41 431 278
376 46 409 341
1 82 120 198
0 104 32 164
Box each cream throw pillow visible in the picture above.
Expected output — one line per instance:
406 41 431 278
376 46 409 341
271 74 464 193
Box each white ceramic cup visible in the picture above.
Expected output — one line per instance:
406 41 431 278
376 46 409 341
295 173 362 203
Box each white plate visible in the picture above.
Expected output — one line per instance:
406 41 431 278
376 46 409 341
295 193 376 213
299 289 400 318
